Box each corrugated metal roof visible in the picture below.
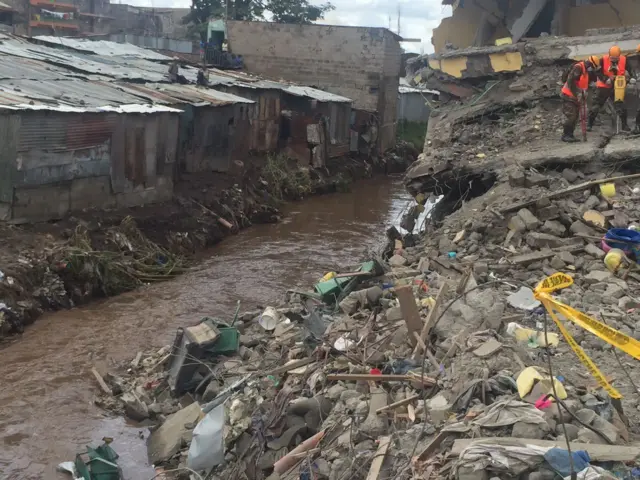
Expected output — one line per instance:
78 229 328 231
33 36 172 61
203 68 352 103
116 82 255 106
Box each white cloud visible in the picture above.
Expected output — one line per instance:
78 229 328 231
124 0 451 53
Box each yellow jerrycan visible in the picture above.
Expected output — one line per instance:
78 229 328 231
614 75 627 102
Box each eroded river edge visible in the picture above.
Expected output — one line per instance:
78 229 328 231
0 176 415 480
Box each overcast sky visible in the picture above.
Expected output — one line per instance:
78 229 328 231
122 0 451 54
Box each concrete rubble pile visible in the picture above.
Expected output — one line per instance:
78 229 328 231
93 175 640 480
405 29 640 217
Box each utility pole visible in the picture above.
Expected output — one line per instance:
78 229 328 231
397 3 401 36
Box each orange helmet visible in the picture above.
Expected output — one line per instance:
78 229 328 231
587 55 600 68
609 45 621 59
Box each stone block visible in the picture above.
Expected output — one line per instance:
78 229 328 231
148 402 202 464
570 220 597 237
526 232 564 248
584 270 612 284
562 168 578 183
584 243 606 259
508 215 527 232
537 205 560 221
509 171 526 187
518 208 541 230
525 172 550 188
541 220 566 237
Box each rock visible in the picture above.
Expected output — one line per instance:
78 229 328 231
619 296 640 310
428 394 451 424
555 423 580 440
326 384 346 401
339 389 361 402
518 208 541 230
538 205 560 221
583 195 600 211
148 402 201 464
359 387 388 438
574 408 597 425
525 172 550 188
605 284 625 299
584 270 612 284
389 254 407 267
550 256 566 270
562 168 579 183
577 427 609 444
557 251 575 264
591 416 619 443
121 392 149 421
508 215 527 232
584 243 606 259
526 232 564 249
509 171 526 187
541 220 566 237
511 421 548 439
473 262 488 277
570 220 597 237
385 306 403 322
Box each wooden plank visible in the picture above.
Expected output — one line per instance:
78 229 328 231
91 367 112 395
415 431 449 462
327 374 436 386
376 394 420 414
395 285 423 343
412 282 448 360
267 357 314 376
366 436 391 480
451 438 640 462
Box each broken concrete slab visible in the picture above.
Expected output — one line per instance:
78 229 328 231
526 232 565 249
541 220 566 237
518 208 541 230
148 402 202 465
472 338 503 358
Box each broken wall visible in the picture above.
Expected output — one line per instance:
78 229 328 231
0 110 178 222
226 21 402 152
179 103 251 174
567 0 640 36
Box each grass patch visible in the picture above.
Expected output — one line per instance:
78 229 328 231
397 121 428 150
262 154 314 201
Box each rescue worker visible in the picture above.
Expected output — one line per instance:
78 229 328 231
561 55 600 142
588 46 630 131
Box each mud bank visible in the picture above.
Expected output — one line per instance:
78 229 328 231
0 146 417 339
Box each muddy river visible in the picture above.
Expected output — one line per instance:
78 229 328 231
0 176 417 480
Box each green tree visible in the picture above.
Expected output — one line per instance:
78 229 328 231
266 0 334 23
183 0 333 28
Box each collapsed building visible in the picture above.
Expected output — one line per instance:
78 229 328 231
405 29 640 219
432 0 640 53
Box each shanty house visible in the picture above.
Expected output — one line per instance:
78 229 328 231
117 83 256 174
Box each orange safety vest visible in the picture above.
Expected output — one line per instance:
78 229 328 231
597 55 627 88
562 62 588 98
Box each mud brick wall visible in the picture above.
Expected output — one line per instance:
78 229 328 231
226 21 402 151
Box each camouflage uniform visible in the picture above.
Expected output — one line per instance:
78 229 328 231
561 64 583 138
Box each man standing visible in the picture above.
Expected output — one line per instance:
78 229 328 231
588 46 630 131
561 56 600 142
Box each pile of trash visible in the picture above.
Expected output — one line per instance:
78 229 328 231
90 199 640 480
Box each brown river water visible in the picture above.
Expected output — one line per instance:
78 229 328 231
0 176 416 480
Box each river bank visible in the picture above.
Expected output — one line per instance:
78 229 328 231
87 160 640 480
0 176 417 480
0 147 416 340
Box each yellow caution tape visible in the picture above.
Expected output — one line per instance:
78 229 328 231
540 299 622 399
545 296 640 360
534 273 574 294
530 273 640 399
